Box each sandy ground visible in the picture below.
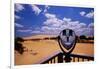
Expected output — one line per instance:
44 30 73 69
15 35 94 65
72 43 94 56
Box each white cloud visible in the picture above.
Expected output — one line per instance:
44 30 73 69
41 26 60 31
88 23 94 28
41 26 61 35
80 11 86 16
44 18 63 27
74 22 94 36
44 13 64 28
80 11 94 18
34 21 94 36
44 9 47 13
30 12 94 36
75 27 94 36
15 15 20 19
15 4 24 12
17 29 32 32
85 11 94 18
44 18 93 36
63 17 71 22
15 23 24 28
45 5 50 9
41 26 50 31
68 21 79 25
79 23 87 28
43 5 50 13
30 5 42 15
45 13 56 19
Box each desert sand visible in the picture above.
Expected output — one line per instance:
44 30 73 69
15 35 94 65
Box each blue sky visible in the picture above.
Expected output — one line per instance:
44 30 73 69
15 4 94 37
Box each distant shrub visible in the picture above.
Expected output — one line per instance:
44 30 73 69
15 37 24 42
79 35 86 40
87 37 94 40
15 37 25 54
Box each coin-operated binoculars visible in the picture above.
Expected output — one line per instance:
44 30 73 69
58 29 77 62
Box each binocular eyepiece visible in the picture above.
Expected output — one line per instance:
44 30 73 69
58 29 77 54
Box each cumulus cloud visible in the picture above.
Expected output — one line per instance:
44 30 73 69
41 26 60 31
15 23 24 28
15 4 24 12
30 5 42 15
44 18 63 27
45 13 56 19
80 11 94 18
85 11 94 18
80 11 86 16
26 12 94 36
44 13 64 28
39 13 94 36
88 23 94 28
79 23 87 28
41 26 61 35
63 17 71 22
14 4 94 37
